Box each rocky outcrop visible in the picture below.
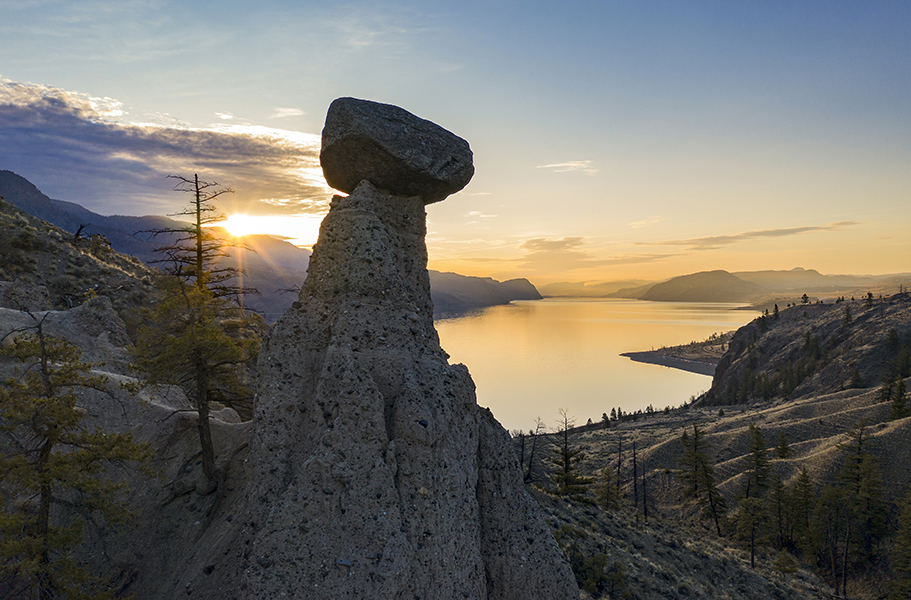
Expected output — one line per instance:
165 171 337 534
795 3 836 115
0 280 51 311
242 101 577 599
0 295 132 370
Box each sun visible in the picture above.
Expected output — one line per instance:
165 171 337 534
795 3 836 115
218 213 323 247
222 214 258 237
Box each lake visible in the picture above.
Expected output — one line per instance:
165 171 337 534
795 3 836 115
435 298 759 432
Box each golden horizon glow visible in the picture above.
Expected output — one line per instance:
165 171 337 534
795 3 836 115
220 213 323 247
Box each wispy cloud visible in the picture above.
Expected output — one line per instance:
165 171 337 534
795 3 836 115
629 216 667 229
215 112 234 120
270 107 305 119
0 79 333 216
536 160 598 174
639 222 860 251
520 237 586 253
517 237 674 272
466 210 496 219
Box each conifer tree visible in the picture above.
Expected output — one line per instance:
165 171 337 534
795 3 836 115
678 424 727 536
775 431 791 459
744 423 770 498
523 417 547 483
616 438 623 493
791 466 814 543
132 174 261 487
736 497 767 568
0 317 151 598
890 487 911 600
836 422 887 564
146 174 249 299
889 377 909 420
550 409 593 498
132 282 259 485
848 368 864 389
879 376 896 404
808 484 850 596
766 473 790 549
807 422 887 595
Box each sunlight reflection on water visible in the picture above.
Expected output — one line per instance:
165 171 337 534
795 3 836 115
435 298 759 432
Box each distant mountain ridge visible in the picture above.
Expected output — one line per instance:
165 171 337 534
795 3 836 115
638 270 764 303
548 267 910 304
733 267 875 291
0 170 541 320
538 279 650 297
429 271 541 315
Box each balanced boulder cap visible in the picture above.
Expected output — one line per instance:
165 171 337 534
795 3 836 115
320 97 474 204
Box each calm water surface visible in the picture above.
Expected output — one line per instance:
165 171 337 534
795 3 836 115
435 298 759 432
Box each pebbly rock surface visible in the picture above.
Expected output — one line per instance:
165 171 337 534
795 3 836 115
0 280 51 311
320 97 475 204
241 101 577 599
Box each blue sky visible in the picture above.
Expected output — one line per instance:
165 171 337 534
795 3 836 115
1 1 908 283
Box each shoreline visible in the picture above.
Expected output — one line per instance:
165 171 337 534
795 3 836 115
620 351 717 377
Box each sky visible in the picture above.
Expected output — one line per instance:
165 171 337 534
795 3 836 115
1 1 908 286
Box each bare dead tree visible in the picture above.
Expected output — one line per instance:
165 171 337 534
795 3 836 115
633 441 639 527
617 438 623 494
141 174 258 302
524 417 547 483
71 223 89 247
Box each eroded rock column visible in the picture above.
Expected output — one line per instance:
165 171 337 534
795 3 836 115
243 98 577 600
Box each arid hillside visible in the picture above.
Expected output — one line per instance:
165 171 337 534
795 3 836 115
0 197 157 321
521 293 911 599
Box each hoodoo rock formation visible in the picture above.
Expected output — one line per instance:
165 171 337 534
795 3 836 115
242 98 578 599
